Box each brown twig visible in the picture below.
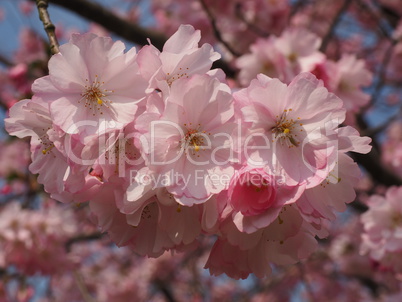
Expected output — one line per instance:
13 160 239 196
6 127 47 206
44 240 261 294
355 0 394 39
29 0 236 76
0 54 13 67
198 0 241 57
234 3 269 37
367 40 398 107
38 0 166 50
73 270 96 302
362 106 402 137
297 262 317 302
65 232 103 252
320 0 352 53
35 0 60 54
352 149 402 186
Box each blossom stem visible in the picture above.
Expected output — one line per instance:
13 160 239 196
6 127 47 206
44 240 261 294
319 0 351 53
73 270 97 302
199 0 241 57
35 0 60 54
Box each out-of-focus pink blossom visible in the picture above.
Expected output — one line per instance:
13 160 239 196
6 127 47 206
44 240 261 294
311 54 372 124
0 201 77 275
361 186 402 273
19 1 34 16
14 28 47 64
236 28 325 86
0 140 30 177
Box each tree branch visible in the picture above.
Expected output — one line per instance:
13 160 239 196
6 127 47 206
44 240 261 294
73 270 97 302
352 149 402 186
29 0 236 77
235 3 269 37
35 0 60 54
199 0 241 57
0 54 13 67
320 0 352 53
367 40 397 107
65 232 103 252
43 0 166 50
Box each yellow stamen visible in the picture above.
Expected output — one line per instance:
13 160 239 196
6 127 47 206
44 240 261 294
193 141 200 152
283 128 290 134
42 145 54 154
96 96 103 105
328 173 341 184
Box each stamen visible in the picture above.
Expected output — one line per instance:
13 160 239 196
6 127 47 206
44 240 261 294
271 109 302 148
96 96 103 105
42 144 54 155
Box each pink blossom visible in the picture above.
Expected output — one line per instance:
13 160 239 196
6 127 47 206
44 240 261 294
90 179 202 257
151 0 289 53
311 54 372 124
361 186 402 272
235 72 345 188
137 24 221 92
236 27 325 86
206 205 318 279
224 166 304 233
136 74 236 205
382 121 402 178
19 1 34 15
32 32 148 137
329 218 373 278
296 153 363 223
0 140 30 178
0 201 77 275
5 98 99 203
14 28 47 64
235 37 287 85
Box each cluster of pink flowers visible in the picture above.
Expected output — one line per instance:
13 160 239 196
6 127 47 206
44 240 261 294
0 201 76 275
5 24 372 279
382 121 402 177
151 0 289 53
235 27 373 125
361 186 402 273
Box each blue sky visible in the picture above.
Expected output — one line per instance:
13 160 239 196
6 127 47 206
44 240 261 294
0 0 153 64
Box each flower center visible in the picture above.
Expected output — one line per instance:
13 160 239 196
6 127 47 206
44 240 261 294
271 109 303 148
80 75 114 116
38 127 55 155
166 67 190 86
391 212 402 228
182 123 210 156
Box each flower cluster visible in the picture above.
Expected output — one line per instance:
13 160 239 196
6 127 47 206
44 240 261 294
235 27 373 126
0 201 77 275
361 186 402 273
5 25 372 279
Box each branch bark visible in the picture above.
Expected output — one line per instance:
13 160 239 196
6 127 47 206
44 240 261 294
45 0 166 50
320 0 352 53
199 0 241 57
35 0 60 54
0 54 13 67
29 0 236 76
352 150 402 187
